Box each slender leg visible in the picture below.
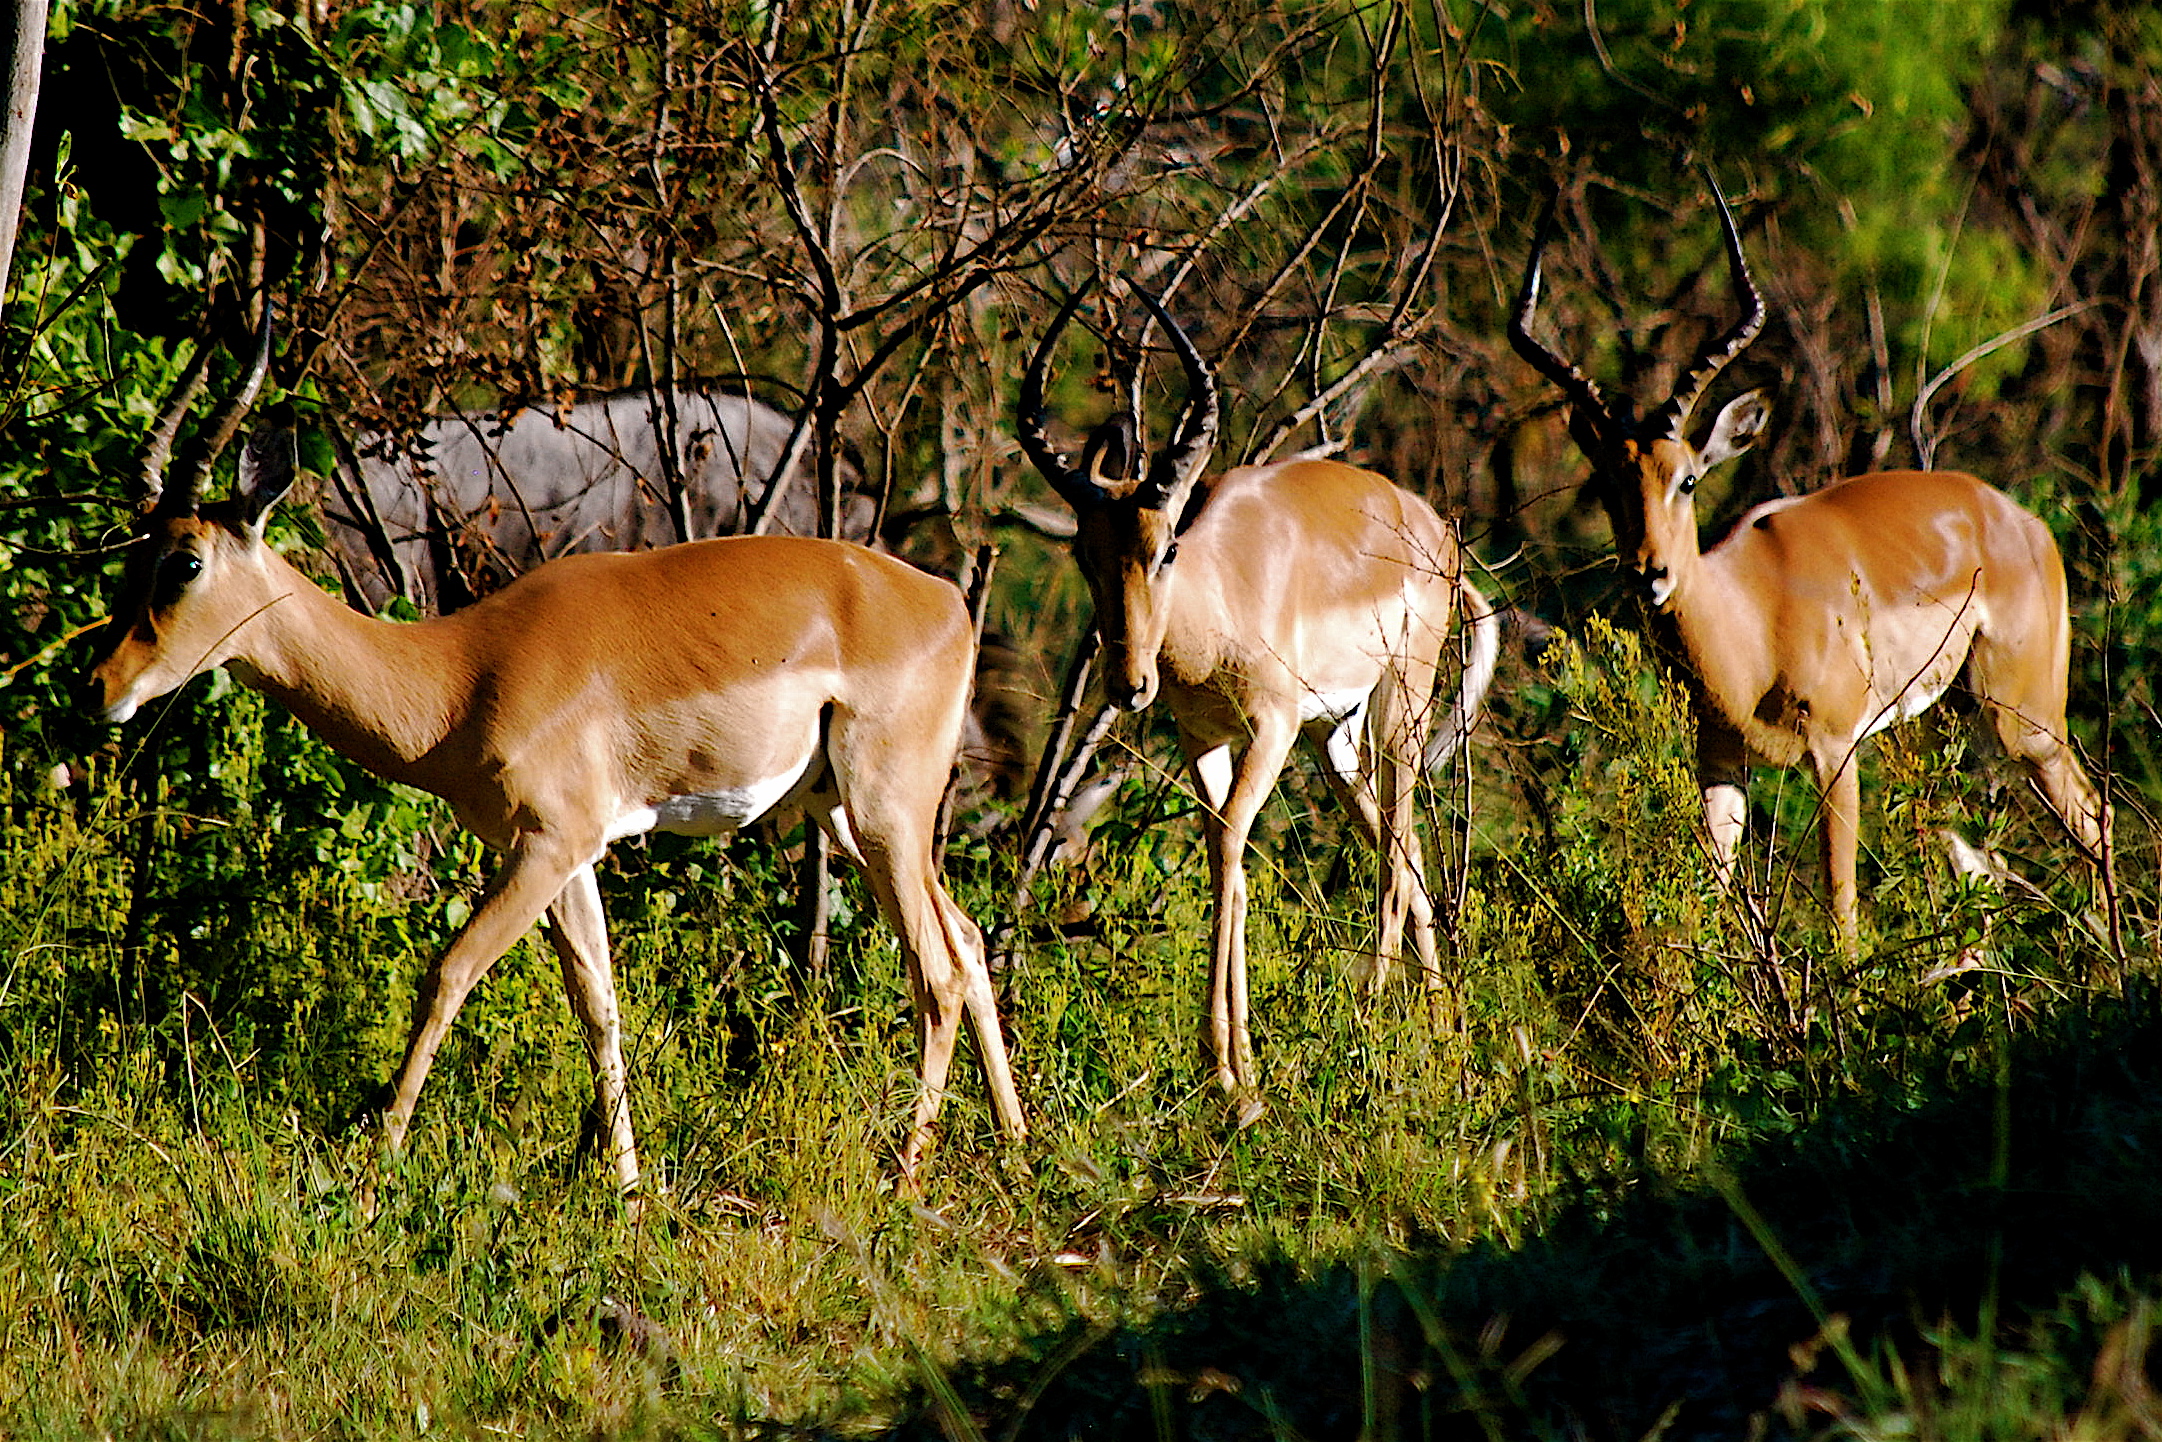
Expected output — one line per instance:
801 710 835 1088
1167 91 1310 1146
940 888 1027 1142
1190 714 1299 1106
1697 724 1750 892
2002 721 2112 867
540 862 641 1194
1309 714 1442 998
1367 658 1442 1002
384 839 584 1156
1998 711 2122 968
1973 622 2122 960
1814 742 1864 949
845 812 1025 1179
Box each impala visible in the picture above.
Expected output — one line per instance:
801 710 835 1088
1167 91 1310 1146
1508 186 2113 945
1020 290 1501 1110
87 346 1025 1195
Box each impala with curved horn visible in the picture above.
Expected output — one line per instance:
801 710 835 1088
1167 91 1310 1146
88 336 1025 1194
1020 289 1501 1109
1509 185 2113 945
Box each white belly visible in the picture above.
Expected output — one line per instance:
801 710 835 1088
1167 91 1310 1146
1859 679 1950 741
606 758 815 841
1297 684 1371 727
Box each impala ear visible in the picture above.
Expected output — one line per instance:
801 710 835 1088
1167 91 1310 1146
236 412 298 535
1698 388 1770 469
1079 414 1140 493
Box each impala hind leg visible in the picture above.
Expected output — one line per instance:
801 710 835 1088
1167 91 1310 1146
385 841 585 1162
824 787 1025 1179
1305 687 1444 1003
540 862 641 1195
1996 716 2112 867
1371 655 1444 1004
1985 700 2120 960
867 842 1024 1177
938 886 1027 1142
1968 623 2121 961
1308 713 1442 1002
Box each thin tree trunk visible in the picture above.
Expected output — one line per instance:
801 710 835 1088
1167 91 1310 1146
0 0 46 308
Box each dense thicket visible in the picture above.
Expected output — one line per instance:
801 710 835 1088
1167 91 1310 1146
10 0 2162 735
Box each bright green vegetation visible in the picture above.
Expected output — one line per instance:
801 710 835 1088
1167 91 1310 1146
0 622 2146 1439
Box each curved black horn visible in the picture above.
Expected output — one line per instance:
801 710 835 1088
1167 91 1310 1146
135 342 215 513
1018 284 1111 510
1507 188 1618 428
176 301 276 509
1130 288 1220 516
1648 173 1765 440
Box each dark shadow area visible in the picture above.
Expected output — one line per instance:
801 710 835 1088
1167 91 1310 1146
865 987 2162 1440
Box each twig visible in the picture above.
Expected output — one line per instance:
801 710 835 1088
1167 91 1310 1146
1911 301 2096 469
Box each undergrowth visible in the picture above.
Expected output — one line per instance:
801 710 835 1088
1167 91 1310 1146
0 623 2148 1439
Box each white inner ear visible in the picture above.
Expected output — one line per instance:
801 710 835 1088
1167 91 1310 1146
1697 388 1771 470
237 444 295 535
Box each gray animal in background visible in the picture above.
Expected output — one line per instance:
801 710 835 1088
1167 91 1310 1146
310 386 1036 800
318 387 872 612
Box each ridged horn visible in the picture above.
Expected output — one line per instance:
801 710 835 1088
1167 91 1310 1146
1129 288 1219 518
1506 188 1618 429
1647 174 1765 440
175 301 276 509
135 343 215 513
1018 286 1111 510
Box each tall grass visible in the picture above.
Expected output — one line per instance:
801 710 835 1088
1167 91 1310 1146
0 623 2145 1438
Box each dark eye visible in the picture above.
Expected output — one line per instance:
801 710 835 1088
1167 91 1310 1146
152 551 201 609
1159 540 1180 571
1677 474 1698 497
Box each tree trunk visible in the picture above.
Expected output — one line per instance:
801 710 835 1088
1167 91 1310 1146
0 0 46 308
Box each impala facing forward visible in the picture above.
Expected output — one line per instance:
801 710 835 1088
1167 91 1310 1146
1509 187 2112 945
88 349 1025 1195
1021 290 1500 1109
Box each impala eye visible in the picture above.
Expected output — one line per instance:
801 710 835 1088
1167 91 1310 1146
152 551 201 609
1677 473 1698 497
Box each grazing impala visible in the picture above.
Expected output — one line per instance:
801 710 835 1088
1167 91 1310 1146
87 343 1025 1195
1509 186 2113 945
1020 290 1500 1110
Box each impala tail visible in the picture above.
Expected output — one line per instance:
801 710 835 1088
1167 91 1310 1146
1424 573 1501 772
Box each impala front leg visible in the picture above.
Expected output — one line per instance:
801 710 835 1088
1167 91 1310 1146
1814 742 1864 950
383 839 584 1162
1191 716 1298 1115
1697 726 1750 893
541 862 641 1195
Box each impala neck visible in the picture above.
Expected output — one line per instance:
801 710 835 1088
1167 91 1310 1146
1644 538 1767 728
229 552 469 785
